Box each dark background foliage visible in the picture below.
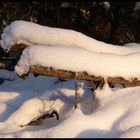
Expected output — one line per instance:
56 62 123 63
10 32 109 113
0 1 140 55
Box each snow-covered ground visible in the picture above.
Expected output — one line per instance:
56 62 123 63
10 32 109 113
0 20 140 138
0 74 140 138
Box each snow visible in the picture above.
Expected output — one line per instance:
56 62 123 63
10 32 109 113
0 70 15 81
0 20 140 138
0 75 140 138
1 20 140 55
15 45 140 79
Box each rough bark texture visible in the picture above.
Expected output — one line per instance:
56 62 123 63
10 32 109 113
30 65 140 87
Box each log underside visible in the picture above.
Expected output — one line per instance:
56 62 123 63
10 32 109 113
1 43 140 88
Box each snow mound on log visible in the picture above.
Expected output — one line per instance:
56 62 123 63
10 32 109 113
15 45 140 79
1 20 140 55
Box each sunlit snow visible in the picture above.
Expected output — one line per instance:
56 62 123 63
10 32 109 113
0 20 140 138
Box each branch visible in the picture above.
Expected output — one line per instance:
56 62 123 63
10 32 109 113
0 58 16 71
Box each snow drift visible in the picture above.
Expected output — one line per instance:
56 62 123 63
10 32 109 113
0 75 140 138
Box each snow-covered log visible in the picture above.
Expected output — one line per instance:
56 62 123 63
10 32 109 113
1 59 140 88
1 20 140 55
1 20 140 88
0 44 140 88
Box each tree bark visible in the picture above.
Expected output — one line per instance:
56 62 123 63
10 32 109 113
30 65 104 81
30 65 140 87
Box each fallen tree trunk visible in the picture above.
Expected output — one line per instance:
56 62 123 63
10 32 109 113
30 65 140 88
30 65 103 81
1 43 140 88
1 57 140 88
